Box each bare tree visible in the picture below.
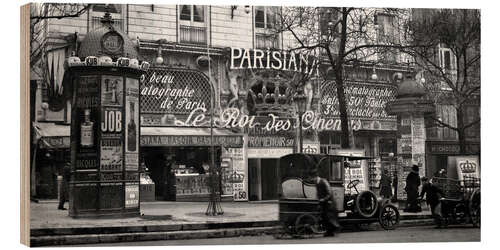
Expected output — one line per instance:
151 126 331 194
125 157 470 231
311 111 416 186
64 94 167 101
406 9 480 154
276 7 412 148
30 3 90 74
29 3 90 198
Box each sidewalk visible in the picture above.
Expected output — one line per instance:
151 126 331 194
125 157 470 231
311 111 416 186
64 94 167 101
31 200 430 229
30 200 433 246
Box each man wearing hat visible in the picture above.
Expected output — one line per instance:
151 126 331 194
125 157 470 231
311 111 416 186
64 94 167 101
404 164 422 212
58 162 71 210
311 168 340 237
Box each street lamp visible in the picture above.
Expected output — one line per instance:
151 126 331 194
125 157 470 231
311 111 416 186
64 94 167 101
294 92 308 153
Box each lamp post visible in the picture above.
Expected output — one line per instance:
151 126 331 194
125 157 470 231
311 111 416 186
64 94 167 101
294 92 307 153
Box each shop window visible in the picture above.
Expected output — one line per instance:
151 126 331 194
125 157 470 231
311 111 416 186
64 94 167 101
178 5 207 45
319 131 342 154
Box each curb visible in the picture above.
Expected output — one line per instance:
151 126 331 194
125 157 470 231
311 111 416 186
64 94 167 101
31 217 434 246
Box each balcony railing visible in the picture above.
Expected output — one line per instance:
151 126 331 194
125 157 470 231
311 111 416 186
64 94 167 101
91 16 124 31
179 25 207 45
256 33 279 50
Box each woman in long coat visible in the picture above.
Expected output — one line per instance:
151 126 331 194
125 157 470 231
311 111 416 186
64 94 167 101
404 165 421 212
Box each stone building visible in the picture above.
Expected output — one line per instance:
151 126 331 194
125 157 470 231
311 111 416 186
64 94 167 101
30 4 475 202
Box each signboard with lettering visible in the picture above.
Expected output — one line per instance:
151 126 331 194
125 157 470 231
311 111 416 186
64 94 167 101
320 82 397 130
230 48 319 75
140 135 243 147
140 68 212 125
247 116 295 148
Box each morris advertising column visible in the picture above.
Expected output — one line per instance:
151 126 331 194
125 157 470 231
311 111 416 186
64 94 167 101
65 12 149 217
386 73 434 201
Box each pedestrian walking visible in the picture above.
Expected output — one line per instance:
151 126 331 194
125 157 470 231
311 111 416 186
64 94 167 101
419 177 443 228
58 163 71 210
311 170 340 237
404 164 421 212
379 169 393 199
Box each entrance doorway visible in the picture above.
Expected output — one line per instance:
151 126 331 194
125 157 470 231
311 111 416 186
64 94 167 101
261 159 279 200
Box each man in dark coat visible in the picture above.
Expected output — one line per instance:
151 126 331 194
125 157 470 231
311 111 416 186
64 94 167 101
379 169 393 199
404 165 421 212
312 170 340 237
58 163 71 210
419 177 443 228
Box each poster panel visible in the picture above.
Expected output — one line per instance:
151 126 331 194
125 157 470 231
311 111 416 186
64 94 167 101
125 78 140 171
75 76 100 171
101 75 123 107
125 183 139 208
331 149 367 191
221 157 234 196
455 156 480 181
100 106 123 172
224 148 248 201
100 138 122 171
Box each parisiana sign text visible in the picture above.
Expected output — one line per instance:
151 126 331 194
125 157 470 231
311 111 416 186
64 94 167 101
230 48 319 75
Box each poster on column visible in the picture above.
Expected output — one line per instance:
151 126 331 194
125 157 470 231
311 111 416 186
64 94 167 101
226 148 247 201
101 76 123 107
125 78 140 171
100 106 123 172
75 76 100 171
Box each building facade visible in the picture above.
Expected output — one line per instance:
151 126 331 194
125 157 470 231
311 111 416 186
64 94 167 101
30 4 478 202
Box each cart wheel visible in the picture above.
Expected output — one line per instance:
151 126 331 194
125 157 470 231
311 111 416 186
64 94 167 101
379 204 400 230
295 214 320 236
470 189 480 228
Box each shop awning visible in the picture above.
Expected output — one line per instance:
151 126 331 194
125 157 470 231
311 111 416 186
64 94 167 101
140 127 243 147
33 122 70 149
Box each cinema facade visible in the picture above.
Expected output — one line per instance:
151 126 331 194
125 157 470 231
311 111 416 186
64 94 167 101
32 11 415 202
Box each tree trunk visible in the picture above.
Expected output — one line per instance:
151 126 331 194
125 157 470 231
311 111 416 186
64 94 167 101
456 107 467 154
336 8 351 149
335 69 351 149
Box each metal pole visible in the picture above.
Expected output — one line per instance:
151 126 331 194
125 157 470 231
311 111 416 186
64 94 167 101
299 112 303 153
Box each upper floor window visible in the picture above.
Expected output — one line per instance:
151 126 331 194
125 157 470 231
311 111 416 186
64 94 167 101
91 4 124 31
255 6 276 29
92 4 121 13
375 13 395 40
180 5 205 23
319 8 340 37
178 5 207 45
439 45 456 71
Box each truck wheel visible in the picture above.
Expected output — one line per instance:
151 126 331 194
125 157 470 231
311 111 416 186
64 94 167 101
356 190 379 218
379 204 400 230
